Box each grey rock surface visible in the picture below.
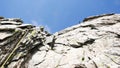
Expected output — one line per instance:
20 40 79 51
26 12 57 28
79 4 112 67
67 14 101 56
0 14 120 68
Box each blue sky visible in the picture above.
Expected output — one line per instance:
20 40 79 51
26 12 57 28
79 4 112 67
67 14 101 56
0 0 120 33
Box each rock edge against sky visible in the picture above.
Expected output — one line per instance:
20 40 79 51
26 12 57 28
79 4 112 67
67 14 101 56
0 14 120 68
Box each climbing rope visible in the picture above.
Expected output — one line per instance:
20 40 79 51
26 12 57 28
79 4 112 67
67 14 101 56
0 30 29 68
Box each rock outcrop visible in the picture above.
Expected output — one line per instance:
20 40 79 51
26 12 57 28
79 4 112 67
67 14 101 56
0 14 120 68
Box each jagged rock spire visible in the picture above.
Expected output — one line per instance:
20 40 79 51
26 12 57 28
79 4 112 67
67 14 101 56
0 17 50 68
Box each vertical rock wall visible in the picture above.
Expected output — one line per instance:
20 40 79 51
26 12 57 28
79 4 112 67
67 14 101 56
0 14 120 68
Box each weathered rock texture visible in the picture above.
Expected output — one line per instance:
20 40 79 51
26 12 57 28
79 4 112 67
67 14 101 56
0 14 120 68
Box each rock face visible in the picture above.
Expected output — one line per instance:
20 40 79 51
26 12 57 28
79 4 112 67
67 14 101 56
0 14 120 68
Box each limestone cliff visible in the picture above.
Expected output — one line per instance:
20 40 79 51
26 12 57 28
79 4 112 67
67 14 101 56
0 14 120 68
